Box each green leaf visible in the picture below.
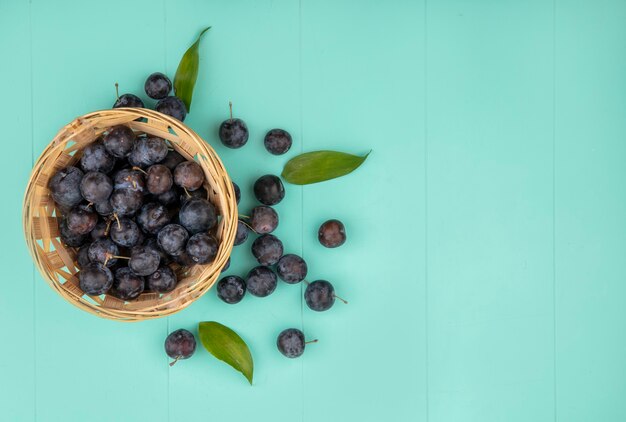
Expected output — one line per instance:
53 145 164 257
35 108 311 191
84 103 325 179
281 150 371 185
174 26 210 112
198 321 253 384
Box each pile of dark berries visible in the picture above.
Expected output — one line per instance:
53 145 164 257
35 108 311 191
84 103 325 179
50 90 221 300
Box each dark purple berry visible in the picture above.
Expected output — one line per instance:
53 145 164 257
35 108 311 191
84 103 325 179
110 218 141 248
59 219 88 247
157 224 189 255
277 328 307 358
249 206 278 234
173 161 204 191
129 137 168 167
251 234 283 266
185 233 218 264
156 96 187 122
253 175 285 206
129 246 160 276
165 329 196 365
103 125 136 158
217 275 246 304
264 129 292 155
219 118 248 149
178 198 217 234
79 262 114 295
276 254 307 284
113 94 144 109
80 171 113 204
146 164 173 195
113 168 145 193
65 204 97 235
137 203 171 234
146 265 177 292
88 239 119 267
49 166 84 207
110 188 144 216
80 141 115 173
245 266 277 297
304 280 339 312
144 72 172 100
110 267 144 300
318 219 346 248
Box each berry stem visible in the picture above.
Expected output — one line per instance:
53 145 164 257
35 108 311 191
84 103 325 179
110 255 131 260
169 357 180 367
229 101 233 121
305 339 319 345
132 166 148 175
183 187 192 198
238 214 250 219
334 294 348 305
104 218 113 236
113 213 121 230
115 82 120 100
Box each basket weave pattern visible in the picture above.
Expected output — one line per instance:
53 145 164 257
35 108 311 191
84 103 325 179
23 108 237 321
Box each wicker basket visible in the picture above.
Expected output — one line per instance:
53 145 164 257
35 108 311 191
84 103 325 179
23 108 237 322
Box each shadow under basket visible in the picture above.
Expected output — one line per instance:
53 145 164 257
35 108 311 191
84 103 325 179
22 108 237 322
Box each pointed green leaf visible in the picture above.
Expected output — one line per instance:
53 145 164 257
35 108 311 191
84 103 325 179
174 26 210 112
281 150 370 185
198 321 253 384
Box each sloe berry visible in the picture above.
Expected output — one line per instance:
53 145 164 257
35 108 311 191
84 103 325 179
276 254 307 284
253 174 285 206
318 219 346 248
79 262 114 296
251 234 283 266
146 265 177 293
103 125 136 158
49 166 84 207
246 266 277 297
249 206 278 234
264 129 292 155
110 267 144 300
145 72 172 99
216 275 246 304
186 233 218 264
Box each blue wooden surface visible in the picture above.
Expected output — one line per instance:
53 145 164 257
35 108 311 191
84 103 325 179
1 1 625 421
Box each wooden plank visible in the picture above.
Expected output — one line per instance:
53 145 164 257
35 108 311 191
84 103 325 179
300 0 427 421
426 1 555 420
554 1 626 420
0 0 35 420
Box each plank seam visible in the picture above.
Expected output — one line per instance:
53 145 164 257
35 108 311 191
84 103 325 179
424 0 430 421
552 0 558 420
